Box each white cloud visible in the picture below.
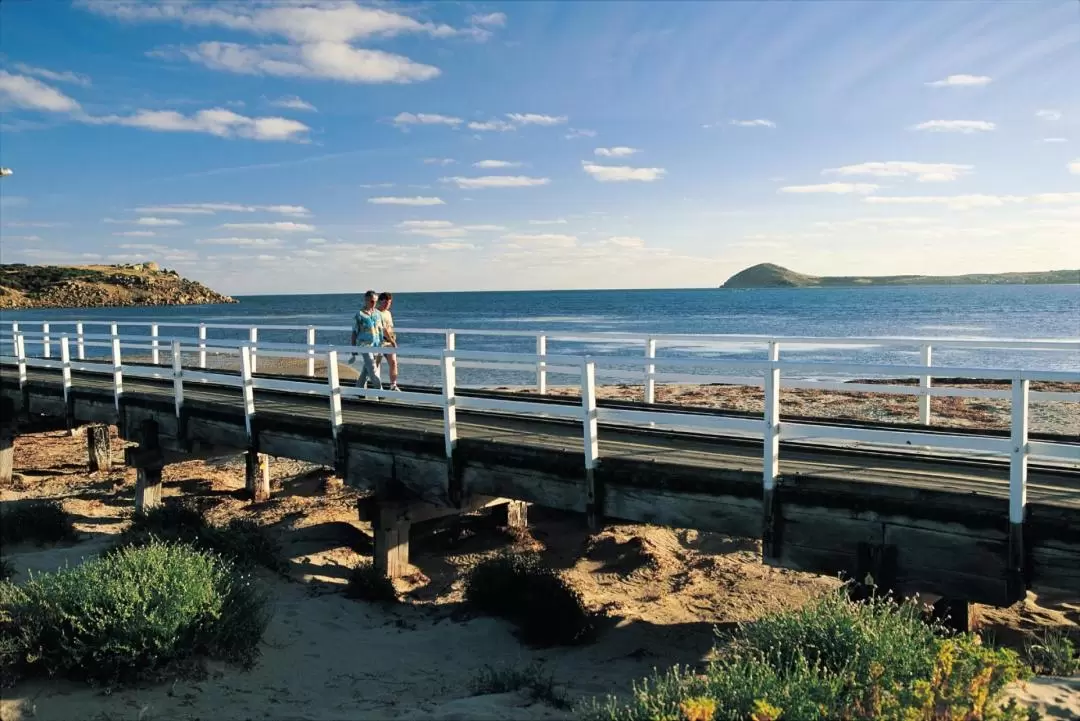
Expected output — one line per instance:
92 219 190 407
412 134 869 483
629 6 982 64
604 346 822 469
779 183 879 195
468 119 515 132
196 237 284 246
306 238 328 244
442 175 550 189
104 216 185 226
603 236 646 248
396 219 467 238
116 242 169 251
581 161 666 182
394 112 462 127
13 63 91 87
502 233 577 248
1071 159 1080 175
1036 109 1063 121
7 235 42 242
506 113 567 126
473 160 522 168
911 120 996 133
824 161 973 183
132 203 310 216
0 70 81 112
220 222 314 232
368 196 445 205
864 194 1026 210
925 74 991 88
1043 138 1068 143
90 107 310 142
729 119 776 128
358 182 395 188
271 95 316 112
113 230 158 237
423 157 456 165
594 147 639 157
528 219 567 225
565 128 596 139
1031 192 1080 204
428 241 477 251
470 12 506 27
461 224 505 231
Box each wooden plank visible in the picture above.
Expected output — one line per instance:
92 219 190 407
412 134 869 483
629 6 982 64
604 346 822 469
86 424 111 472
883 523 1007 580
462 464 583 512
1029 543 1080 595
257 429 335 467
245 451 270 502
373 503 410 579
133 419 163 513
0 397 13 485
604 484 761 537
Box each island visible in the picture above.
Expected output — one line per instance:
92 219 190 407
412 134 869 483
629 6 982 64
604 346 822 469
721 263 1080 289
0 262 236 309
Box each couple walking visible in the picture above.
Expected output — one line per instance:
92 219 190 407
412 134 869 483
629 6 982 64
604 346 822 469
350 290 399 391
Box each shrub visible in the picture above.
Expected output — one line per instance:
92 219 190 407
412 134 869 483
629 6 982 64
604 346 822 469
465 552 594 647
1025 629 1080 677
577 589 1031 721
0 500 76 545
471 663 570 709
0 558 12 581
344 562 397 603
1 541 269 685
110 500 284 573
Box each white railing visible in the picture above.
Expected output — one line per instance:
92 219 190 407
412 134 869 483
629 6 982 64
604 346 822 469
2 328 1078 534
4 320 1078 427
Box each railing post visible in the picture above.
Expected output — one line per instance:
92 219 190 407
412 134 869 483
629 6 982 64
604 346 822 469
919 344 932 425
581 358 601 530
1008 377 1029 601
762 345 781 560
327 350 343 439
536 333 547 395
111 327 123 414
442 349 461 506
306 326 317 378
198 324 207 369
42 322 51 359
240 344 268 501
151 323 160 365
644 337 656 404
172 340 185 421
248 327 258 374
60 332 72 408
445 330 456 351
76 322 85 360
14 331 27 390
10 322 17 357
240 345 256 442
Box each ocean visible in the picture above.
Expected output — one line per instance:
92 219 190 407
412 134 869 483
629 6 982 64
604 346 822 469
3 285 1078 386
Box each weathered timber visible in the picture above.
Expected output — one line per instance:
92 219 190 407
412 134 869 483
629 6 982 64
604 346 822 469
931 597 980 633
502 500 528 530
86 424 112 472
133 419 163 513
245 451 271 502
0 396 14 485
373 502 410 579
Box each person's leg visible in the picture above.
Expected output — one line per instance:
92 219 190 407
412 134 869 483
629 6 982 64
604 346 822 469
362 351 382 389
388 354 399 388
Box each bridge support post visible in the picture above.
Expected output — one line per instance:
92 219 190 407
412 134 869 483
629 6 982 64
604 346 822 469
132 419 164 513
87 424 112 473
498 500 528 531
0 397 15 486
373 502 410 579
245 452 271 502
930 597 979 633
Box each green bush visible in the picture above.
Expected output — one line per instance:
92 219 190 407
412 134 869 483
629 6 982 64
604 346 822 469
465 552 594 647
344 562 397 603
0 558 12 581
1 541 269 686
1025 629 1079 677
0 500 76 545
110 500 285 573
471 663 570 708
578 590 1032 721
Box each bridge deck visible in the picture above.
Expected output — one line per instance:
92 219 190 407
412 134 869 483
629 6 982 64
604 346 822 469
4 364 1080 606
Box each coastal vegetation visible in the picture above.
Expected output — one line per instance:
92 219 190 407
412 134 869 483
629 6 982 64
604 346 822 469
0 262 234 309
721 263 1079 289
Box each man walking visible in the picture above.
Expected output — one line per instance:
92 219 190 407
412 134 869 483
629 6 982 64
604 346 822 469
376 291 400 391
350 290 383 390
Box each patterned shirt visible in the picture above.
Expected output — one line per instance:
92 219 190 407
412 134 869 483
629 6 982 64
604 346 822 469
353 309 383 347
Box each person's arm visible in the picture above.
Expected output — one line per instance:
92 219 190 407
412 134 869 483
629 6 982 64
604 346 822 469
349 315 358 361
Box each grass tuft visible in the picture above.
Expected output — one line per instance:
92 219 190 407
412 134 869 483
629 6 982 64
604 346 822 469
464 552 594 647
1025 629 1079 677
578 588 1032 721
470 663 570 709
344 562 397 603
0 500 76 546
0 558 13 581
0 540 269 687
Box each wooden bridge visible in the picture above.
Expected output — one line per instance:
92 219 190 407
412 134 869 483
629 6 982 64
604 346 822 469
1 321 1078 626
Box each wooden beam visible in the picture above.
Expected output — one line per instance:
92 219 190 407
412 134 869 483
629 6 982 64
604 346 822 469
86 424 112 473
133 419 163 513
931 597 980 633
498 500 528 530
0 397 14 486
373 502 410 579
245 451 271 502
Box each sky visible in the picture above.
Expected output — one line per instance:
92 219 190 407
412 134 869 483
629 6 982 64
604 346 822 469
0 0 1078 295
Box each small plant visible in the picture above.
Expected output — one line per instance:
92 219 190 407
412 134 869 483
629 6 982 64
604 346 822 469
204 518 287 573
344 562 397 603
470 663 570 709
465 552 594 647
1 540 269 685
1025 629 1080 677
0 500 76 545
0 558 13 581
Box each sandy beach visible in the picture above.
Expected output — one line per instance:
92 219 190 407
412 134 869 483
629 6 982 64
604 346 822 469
1 420 1077 720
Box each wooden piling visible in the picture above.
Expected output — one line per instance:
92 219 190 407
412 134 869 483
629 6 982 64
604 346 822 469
0 397 14 485
133 419 163 513
373 503 410 579
245 451 271 502
86 424 112 473
931 597 980 633
499 500 529 531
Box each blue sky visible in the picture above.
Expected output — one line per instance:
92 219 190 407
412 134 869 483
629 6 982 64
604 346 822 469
1 0 1078 294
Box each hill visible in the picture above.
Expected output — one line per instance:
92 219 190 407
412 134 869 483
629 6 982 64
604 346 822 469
721 263 1080 289
0 263 236 309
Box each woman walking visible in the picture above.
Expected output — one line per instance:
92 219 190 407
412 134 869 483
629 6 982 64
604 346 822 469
377 291 400 391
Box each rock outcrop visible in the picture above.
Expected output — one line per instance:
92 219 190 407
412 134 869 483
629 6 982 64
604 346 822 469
0 263 236 309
